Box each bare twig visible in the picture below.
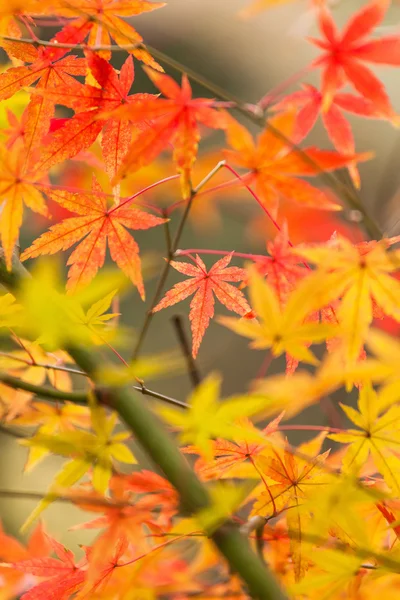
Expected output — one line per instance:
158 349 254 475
171 315 202 388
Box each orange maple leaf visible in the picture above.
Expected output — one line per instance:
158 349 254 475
153 254 251 357
109 68 229 196
0 40 87 166
0 141 48 269
224 112 369 215
309 0 400 117
33 52 152 180
20 178 166 297
8 533 86 600
52 0 165 67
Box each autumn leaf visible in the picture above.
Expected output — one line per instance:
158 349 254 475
294 235 400 364
5 533 86 600
308 0 400 117
153 254 250 357
224 112 370 215
158 373 266 459
32 52 154 180
329 384 400 495
108 68 229 196
252 437 330 580
0 141 48 269
20 400 136 529
52 0 165 67
219 265 337 366
290 548 365 598
272 85 381 187
16 260 127 349
184 413 284 481
21 178 165 297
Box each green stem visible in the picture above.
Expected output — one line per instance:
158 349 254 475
0 371 88 403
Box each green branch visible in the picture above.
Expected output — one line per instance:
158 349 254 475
0 255 287 600
0 372 88 403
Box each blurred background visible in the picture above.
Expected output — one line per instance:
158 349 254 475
1 0 400 553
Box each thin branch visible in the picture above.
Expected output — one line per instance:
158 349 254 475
0 352 188 409
131 161 226 360
0 488 140 508
0 35 142 52
171 315 201 388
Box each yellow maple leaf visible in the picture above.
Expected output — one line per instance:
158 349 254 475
219 266 337 366
158 373 265 459
329 384 400 495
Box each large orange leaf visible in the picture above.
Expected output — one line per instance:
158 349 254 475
153 254 251 357
33 53 152 180
21 179 166 297
109 68 229 196
224 112 369 215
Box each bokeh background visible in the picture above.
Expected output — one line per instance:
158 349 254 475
1 0 400 553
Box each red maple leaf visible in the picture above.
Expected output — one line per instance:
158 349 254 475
153 254 251 357
33 52 152 180
20 178 166 297
0 33 87 165
108 68 229 196
272 85 381 187
9 533 86 600
308 0 400 117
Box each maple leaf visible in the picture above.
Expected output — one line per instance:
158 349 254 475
329 384 400 495
0 521 52 600
219 265 337 366
184 414 285 481
158 373 266 459
108 68 229 196
294 235 400 364
252 437 329 580
53 0 165 67
224 112 369 215
153 254 250 357
21 178 165 297
14 400 91 470
290 548 365 598
0 39 87 166
273 85 381 187
20 402 136 529
0 339 73 391
364 329 400 407
71 472 177 574
0 141 48 269
32 52 153 180
16 260 127 349
308 0 400 117
6 533 86 600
